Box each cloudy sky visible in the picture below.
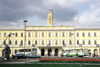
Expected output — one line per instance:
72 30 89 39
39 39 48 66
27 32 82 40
0 0 100 27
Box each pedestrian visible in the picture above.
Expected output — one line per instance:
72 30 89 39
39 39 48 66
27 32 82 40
94 53 95 57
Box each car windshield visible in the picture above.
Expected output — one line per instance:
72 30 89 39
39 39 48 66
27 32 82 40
16 54 24 56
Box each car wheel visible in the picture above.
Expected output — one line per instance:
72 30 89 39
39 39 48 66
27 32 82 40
15 57 17 59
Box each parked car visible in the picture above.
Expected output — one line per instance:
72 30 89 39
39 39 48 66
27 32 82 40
14 54 27 59
27 53 41 58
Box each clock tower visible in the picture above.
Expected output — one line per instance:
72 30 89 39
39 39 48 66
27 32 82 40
47 10 53 26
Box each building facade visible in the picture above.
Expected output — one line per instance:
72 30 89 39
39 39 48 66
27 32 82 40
0 10 100 57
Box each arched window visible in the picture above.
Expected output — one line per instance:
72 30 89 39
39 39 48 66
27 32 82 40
42 40 44 45
35 40 37 45
9 40 12 45
94 40 97 45
21 40 23 44
28 40 30 45
62 40 65 45
77 40 79 45
15 40 17 45
88 40 91 45
69 40 72 45
56 40 58 45
83 40 85 45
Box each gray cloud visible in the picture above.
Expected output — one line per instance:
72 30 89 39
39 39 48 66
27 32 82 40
0 0 79 26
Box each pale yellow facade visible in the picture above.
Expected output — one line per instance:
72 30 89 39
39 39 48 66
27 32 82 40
0 10 100 57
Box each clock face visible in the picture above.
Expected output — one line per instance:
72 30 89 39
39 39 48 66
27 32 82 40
49 13 51 16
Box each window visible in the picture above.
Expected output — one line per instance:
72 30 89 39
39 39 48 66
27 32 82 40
0 33 1 37
35 40 37 45
9 40 12 45
21 33 23 37
62 40 65 45
69 40 72 45
15 40 17 45
62 32 64 37
94 40 97 45
55 32 58 37
28 40 31 45
77 40 79 45
55 40 58 45
83 40 85 45
4 33 6 37
82 33 85 37
28 32 31 37
15 50 17 54
49 40 51 45
21 40 23 44
35 32 37 37
42 32 44 37
69 32 71 37
94 32 96 37
88 32 90 37
15 33 18 37
49 32 51 37
77 32 79 37
42 40 44 45
88 40 91 45
4 40 6 45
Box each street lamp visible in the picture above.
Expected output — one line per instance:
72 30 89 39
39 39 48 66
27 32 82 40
24 20 28 57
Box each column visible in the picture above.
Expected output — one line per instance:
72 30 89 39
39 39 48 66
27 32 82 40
91 49 94 57
38 48 41 56
45 48 48 57
58 48 62 57
52 48 54 57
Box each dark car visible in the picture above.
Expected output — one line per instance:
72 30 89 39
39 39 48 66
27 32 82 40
14 54 27 59
27 53 41 58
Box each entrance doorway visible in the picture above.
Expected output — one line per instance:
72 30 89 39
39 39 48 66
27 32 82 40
48 49 51 56
55 49 58 56
94 49 98 55
41 49 45 56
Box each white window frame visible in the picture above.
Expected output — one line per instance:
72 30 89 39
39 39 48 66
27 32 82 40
82 32 85 37
42 32 44 37
9 40 12 45
62 32 65 37
48 32 51 37
4 33 6 37
82 40 85 45
94 32 96 37
15 33 18 37
77 32 79 37
62 40 66 45
28 32 31 37
28 40 31 45
88 40 91 45
55 32 58 37
88 32 90 37
94 40 97 45
21 32 23 37
41 40 45 45
68 40 72 45
35 32 38 37
14 40 18 46
20 40 24 46
34 40 38 45
76 40 79 45
48 40 52 45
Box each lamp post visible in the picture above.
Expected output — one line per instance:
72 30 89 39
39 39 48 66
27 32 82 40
24 20 28 57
